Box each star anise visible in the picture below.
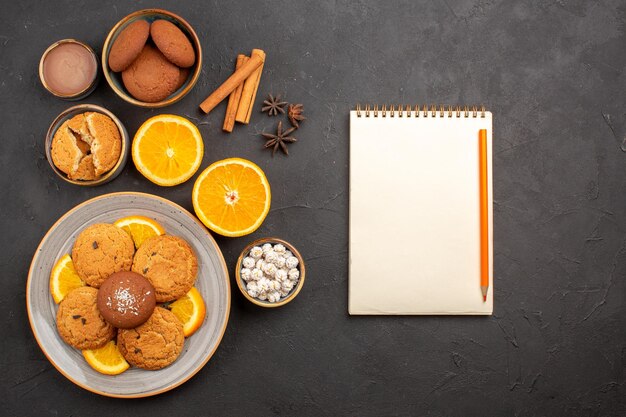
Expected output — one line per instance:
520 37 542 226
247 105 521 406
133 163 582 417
261 94 287 116
288 103 306 128
261 121 297 156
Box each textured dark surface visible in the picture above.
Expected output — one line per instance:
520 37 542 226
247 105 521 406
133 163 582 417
1 0 625 416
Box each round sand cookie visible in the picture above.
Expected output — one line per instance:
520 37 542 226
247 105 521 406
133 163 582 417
131 235 197 302
97 271 156 329
85 112 121 175
121 44 180 103
117 307 184 370
150 19 195 68
56 287 116 350
51 120 85 176
108 19 151 72
72 223 135 288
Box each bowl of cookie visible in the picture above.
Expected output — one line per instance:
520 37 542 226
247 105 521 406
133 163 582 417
45 104 129 186
102 9 202 108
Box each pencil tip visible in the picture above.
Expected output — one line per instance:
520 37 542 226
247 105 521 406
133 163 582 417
483 295 487 302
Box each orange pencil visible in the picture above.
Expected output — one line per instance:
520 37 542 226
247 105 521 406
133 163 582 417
479 129 489 302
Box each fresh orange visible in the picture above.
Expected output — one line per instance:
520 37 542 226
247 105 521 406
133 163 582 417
132 114 204 186
192 158 271 237
114 215 166 249
169 287 206 337
83 340 130 375
49 254 85 304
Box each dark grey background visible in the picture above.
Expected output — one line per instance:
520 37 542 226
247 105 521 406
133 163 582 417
1 0 624 416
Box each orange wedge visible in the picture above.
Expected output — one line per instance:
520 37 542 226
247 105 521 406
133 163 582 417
114 215 166 249
192 158 271 237
168 287 206 337
132 114 204 186
83 340 130 375
50 254 85 304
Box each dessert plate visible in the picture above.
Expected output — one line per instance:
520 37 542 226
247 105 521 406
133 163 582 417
27 192 230 398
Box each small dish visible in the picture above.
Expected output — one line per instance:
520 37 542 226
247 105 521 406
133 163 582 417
101 9 202 108
39 39 99 100
45 104 129 186
235 237 306 308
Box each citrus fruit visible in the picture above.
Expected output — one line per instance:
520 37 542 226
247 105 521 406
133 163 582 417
132 114 204 186
114 215 166 248
169 287 206 337
192 157 271 237
83 340 130 375
49 254 85 304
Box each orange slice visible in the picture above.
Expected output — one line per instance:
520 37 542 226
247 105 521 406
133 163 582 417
132 114 204 186
83 340 130 375
114 215 166 249
169 287 206 337
192 158 271 237
50 254 85 304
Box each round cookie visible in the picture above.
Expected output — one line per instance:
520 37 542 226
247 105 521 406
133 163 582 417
97 271 156 329
117 307 184 370
150 19 195 68
108 19 151 72
50 120 85 176
72 223 135 288
131 235 197 302
121 44 180 103
56 286 116 350
84 112 122 175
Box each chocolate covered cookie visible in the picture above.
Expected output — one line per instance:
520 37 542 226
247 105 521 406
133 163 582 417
97 271 156 329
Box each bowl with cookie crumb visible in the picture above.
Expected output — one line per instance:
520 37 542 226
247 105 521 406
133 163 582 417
45 104 129 186
102 9 202 108
235 238 306 308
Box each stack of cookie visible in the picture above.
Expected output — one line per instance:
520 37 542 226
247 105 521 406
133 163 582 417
108 19 195 103
56 223 199 371
50 112 121 181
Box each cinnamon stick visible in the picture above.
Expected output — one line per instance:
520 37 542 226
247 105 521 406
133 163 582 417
235 49 266 124
199 53 264 114
222 55 248 132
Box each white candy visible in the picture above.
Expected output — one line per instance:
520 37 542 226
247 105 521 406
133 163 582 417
262 243 273 254
267 291 281 303
262 262 277 277
247 287 259 298
280 288 291 297
257 291 268 301
275 269 288 282
255 259 265 270
251 268 264 281
285 256 299 269
282 279 295 292
246 281 258 292
274 256 286 269
269 280 282 291
288 268 300 281
273 244 286 254
257 277 271 292
242 257 256 269
283 250 293 259
264 251 279 264
249 246 264 259
240 268 252 281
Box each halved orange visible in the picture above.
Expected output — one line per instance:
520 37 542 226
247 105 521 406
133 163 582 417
169 287 206 337
192 158 271 237
83 340 130 375
50 254 85 303
114 215 166 249
132 114 204 186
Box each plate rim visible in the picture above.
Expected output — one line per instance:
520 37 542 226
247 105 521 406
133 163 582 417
26 191 231 398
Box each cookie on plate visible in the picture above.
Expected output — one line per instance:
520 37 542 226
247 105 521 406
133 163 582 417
117 307 184 370
150 19 195 68
121 44 180 103
97 271 156 329
72 223 135 288
56 286 116 350
108 19 151 72
131 235 197 302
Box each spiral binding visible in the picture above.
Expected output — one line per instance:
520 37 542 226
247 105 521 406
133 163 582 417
355 104 486 118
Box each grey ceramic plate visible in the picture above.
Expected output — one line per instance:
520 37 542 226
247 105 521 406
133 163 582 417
27 192 230 398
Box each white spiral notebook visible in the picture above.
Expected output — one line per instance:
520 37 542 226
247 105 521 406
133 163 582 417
349 105 493 315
